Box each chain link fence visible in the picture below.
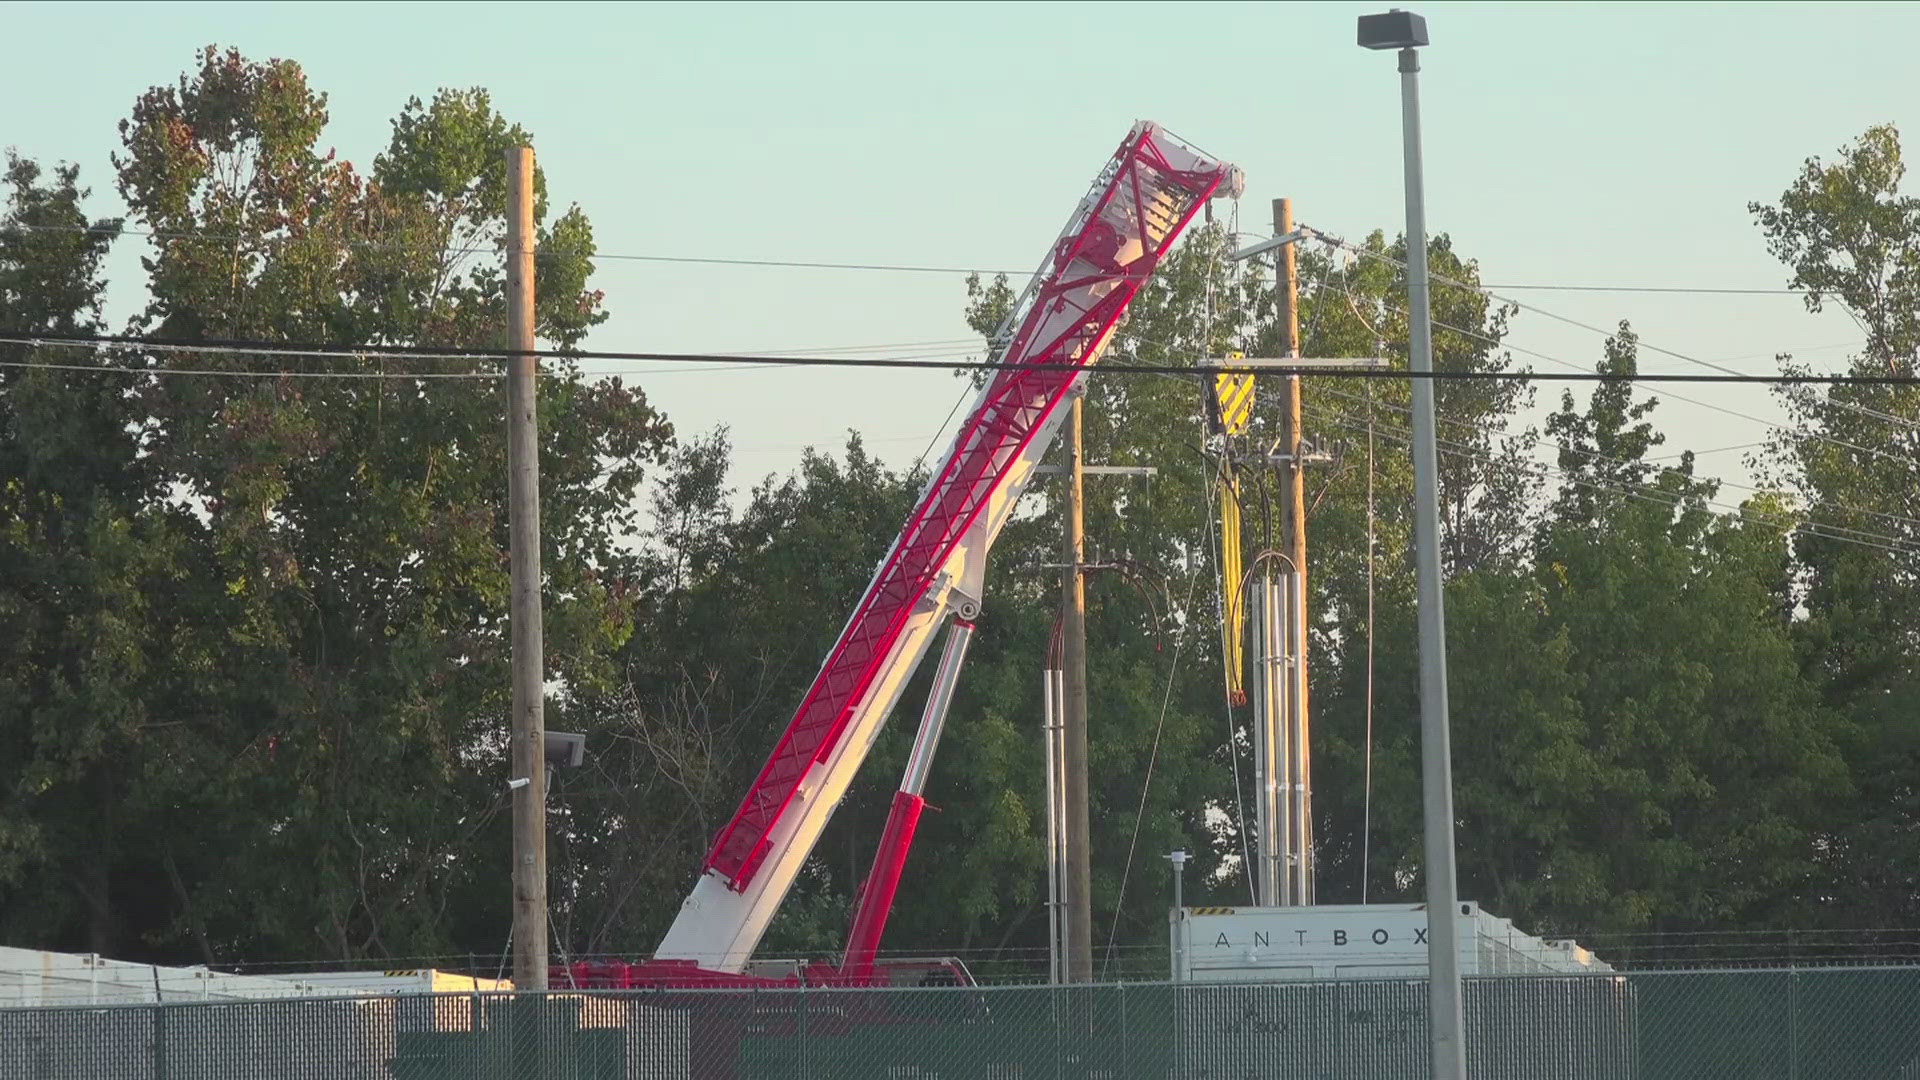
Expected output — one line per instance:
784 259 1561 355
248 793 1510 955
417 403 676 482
4 966 1919 1078
203 930 1920 987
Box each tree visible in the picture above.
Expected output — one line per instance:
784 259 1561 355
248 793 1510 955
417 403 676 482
560 433 933 957
1752 124 1920 924
1522 326 1843 931
0 46 670 964
0 153 167 956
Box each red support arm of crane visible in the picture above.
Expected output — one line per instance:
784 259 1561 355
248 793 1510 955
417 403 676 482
841 790 927 981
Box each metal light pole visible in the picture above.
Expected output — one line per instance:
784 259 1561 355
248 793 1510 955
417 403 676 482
1166 850 1189 981
1358 9 1468 1078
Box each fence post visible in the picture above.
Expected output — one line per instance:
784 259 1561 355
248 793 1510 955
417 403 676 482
1788 966 1800 1080
153 1002 169 1080
1173 980 1185 1080
1053 983 1064 1080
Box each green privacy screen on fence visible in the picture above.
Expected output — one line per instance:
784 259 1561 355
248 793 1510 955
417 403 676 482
4 966 1920 1078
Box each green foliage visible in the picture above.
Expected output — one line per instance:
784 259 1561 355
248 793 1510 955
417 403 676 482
1528 328 1843 929
3 67 1914 980
0 152 161 955
0 47 668 964
1751 124 1920 925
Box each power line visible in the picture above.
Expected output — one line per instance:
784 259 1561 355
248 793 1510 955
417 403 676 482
1320 232 1920 435
1244 242 1889 472
1316 383 1920 534
1306 405 1918 558
1123 253 1902 479
1345 288 1920 472
5 331 1918 386
1104 473 1213 977
1311 406 1916 558
1475 283 1799 296
1367 405 1920 552
1 222 1838 296
4 222 1039 277
1649 441 1765 461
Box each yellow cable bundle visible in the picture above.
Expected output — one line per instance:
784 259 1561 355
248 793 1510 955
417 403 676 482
1219 471 1247 706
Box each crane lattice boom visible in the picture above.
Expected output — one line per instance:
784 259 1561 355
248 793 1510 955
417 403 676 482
654 122 1241 975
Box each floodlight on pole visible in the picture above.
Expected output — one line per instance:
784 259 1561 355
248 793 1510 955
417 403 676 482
1358 8 1466 1080
544 731 587 769
1230 228 1316 262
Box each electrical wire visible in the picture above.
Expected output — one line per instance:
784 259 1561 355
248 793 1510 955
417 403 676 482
4 330 1919 386
1315 382 1920 534
910 383 975 476
1101 480 1212 978
1649 441 1766 461
1311 401 1914 553
1476 283 1800 296
1361 344 1380 906
1375 300 1920 472
4 222 1038 277
1318 231 1920 435
1306 405 1920 558
0 222 1870 297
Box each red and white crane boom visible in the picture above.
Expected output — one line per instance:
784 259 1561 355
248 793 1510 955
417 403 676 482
652 122 1241 977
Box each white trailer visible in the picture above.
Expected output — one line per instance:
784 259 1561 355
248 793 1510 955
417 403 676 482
260 968 510 995
1169 904 1631 1078
1170 900 1610 983
0 947 327 1007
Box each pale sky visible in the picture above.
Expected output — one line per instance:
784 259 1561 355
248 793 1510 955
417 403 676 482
1 1 1904 493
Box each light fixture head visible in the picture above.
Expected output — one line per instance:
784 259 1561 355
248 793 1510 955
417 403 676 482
1357 9 1429 50
544 731 587 768
1230 228 1314 262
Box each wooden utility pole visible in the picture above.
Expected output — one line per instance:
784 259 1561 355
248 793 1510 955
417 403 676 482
1273 197 1305 700
506 145 549 992
1060 392 1094 983
1273 197 1313 901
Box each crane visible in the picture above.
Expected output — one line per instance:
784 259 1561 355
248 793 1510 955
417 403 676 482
564 121 1241 991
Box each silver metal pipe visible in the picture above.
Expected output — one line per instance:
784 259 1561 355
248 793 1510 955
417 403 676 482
1052 664 1067 983
1287 569 1313 904
900 621 975 796
1268 574 1291 906
1253 574 1294 907
1249 580 1275 906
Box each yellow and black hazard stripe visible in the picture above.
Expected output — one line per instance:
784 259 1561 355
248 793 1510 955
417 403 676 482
1188 906 1236 916
1213 369 1256 435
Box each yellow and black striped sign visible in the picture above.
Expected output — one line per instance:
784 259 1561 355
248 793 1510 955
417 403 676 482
1188 906 1237 916
1213 353 1255 434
